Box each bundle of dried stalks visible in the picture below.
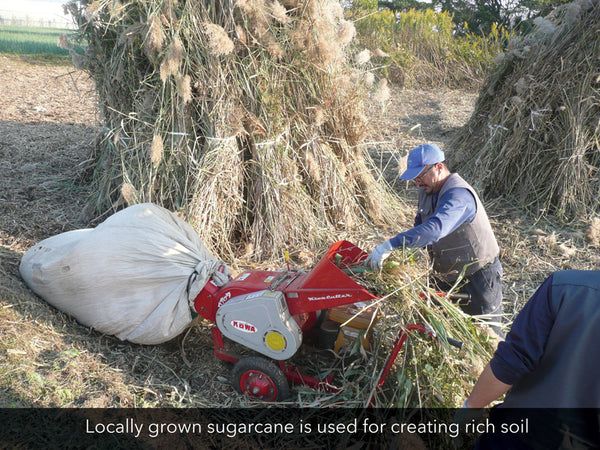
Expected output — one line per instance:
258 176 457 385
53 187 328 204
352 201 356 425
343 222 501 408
448 0 600 222
358 258 495 408
281 253 495 412
65 0 405 259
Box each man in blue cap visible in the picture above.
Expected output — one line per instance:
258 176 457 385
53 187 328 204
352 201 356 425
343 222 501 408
367 143 503 336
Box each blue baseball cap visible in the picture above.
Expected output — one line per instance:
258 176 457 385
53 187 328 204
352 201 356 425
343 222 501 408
399 144 445 180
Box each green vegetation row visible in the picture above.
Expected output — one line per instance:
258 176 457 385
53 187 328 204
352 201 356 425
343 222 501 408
0 25 71 56
348 2 511 88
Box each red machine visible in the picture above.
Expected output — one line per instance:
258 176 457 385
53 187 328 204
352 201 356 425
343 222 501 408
193 240 445 402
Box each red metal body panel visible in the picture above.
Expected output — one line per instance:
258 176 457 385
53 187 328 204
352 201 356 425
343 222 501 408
193 240 379 323
283 240 377 315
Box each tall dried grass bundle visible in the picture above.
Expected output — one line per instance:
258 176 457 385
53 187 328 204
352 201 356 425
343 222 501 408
159 37 185 82
448 0 600 221
149 134 164 167
65 0 404 259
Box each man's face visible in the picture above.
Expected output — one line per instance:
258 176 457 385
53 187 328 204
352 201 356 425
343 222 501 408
414 163 440 193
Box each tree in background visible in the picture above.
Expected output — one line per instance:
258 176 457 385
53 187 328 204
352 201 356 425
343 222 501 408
377 0 431 12
374 0 570 35
434 0 571 35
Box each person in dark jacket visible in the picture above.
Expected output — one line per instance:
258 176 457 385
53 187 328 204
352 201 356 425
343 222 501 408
457 270 600 449
366 143 503 335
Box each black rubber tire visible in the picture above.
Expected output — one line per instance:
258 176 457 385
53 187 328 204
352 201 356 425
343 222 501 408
231 356 290 402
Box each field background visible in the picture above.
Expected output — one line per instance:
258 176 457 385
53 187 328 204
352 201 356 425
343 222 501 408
0 26 72 56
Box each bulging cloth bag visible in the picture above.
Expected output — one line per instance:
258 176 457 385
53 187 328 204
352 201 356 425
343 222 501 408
19 203 231 344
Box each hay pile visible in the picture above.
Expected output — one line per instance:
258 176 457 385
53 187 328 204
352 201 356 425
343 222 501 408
448 0 600 221
283 253 496 411
64 0 403 259
357 257 495 409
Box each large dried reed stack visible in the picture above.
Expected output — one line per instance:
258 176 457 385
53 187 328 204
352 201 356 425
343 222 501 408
448 0 600 221
65 0 404 258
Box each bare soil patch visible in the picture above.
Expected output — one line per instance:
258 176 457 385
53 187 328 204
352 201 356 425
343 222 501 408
0 55 597 408
0 56 97 250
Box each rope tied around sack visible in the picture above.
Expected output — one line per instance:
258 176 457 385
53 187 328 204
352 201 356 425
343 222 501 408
186 260 232 307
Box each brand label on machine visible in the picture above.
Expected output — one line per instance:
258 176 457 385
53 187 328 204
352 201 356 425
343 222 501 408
231 320 258 333
217 291 232 308
308 293 352 301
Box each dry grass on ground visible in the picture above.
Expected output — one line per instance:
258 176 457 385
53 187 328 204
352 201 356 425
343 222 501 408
0 55 597 409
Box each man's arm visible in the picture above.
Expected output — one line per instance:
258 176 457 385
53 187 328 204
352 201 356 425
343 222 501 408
489 275 555 385
389 187 476 249
465 363 512 408
463 274 556 407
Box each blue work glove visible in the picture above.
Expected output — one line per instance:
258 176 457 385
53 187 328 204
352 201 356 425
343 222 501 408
366 240 394 271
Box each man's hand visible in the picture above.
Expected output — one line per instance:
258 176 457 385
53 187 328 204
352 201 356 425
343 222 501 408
366 240 394 270
452 400 486 448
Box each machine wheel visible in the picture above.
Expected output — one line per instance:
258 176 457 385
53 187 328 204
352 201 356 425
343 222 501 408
231 357 290 402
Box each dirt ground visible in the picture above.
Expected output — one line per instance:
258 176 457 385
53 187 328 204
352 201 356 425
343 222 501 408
0 54 597 409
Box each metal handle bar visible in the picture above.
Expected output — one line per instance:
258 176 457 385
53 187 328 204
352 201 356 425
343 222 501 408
446 336 463 349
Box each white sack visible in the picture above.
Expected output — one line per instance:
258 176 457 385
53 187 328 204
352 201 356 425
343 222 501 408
19 203 230 345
